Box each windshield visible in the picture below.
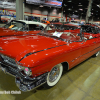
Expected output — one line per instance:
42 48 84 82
4 20 26 31
39 24 81 42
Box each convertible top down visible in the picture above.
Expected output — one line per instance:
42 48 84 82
0 24 100 92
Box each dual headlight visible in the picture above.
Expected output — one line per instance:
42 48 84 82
18 65 32 76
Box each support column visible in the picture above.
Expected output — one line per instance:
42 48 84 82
91 17 93 23
16 0 24 20
85 0 93 23
66 14 67 22
47 7 51 21
61 7 63 22
80 15 82 23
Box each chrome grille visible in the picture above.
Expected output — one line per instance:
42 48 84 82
0 54 17 67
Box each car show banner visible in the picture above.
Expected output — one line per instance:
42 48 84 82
26 0 63 8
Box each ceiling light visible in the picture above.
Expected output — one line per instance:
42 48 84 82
79 9 83 11
68 8 72 10
78 5 82 6
39 5 43 7
68 0 72 2
75 10 78 12
97 5 100 8
64 4 67 6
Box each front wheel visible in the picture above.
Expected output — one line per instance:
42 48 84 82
44 64 63 88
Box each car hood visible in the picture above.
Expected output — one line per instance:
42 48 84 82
0 34 66 61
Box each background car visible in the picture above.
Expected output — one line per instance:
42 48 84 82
1 15 15 23
0 20 47 37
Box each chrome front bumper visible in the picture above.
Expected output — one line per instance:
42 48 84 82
15 72 48 92
0 63 48 92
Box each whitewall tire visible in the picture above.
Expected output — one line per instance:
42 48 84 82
44 63 63 88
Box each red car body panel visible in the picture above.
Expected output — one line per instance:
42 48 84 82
0 34 100 75
64 29 80 33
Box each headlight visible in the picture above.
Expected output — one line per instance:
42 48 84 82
18 65 32 76
24 67 32 76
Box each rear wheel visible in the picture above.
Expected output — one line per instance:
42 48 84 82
44 63 63 88
93 51 99 57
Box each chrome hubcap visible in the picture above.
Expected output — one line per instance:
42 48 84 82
49 66 60 82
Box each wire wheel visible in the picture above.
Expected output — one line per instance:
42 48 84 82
44 63 63 88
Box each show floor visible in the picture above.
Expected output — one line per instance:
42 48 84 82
0 52 100 100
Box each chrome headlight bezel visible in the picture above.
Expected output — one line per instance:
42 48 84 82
17 65 32 76
24 67 32 76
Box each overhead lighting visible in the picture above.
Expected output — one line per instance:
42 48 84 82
78 5 82 6
68 8 72 10
68 0 72 2
39 5 43 7
79 9 83 11
75 10 78 12
64 4 67 6
97 4 100 8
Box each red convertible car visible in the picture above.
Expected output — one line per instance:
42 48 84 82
0 24 100 92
